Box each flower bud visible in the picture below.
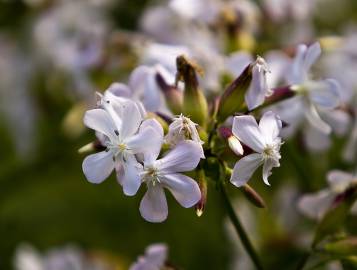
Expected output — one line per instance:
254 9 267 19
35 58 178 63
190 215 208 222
155 72 183 115
218 127 243 156
195 170 207 217
240 184 267 208
78 140 106 154
176 55 208 127
217 64 251 121
147 112 169 133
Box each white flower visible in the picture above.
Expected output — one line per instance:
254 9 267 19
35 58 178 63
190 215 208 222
139 139 202 222
82 98 162 196
165 114 205 158
14 244 110 270
285 42 340 134
230 111 283 187
129 243 168 270
298 170 357 220
246 56 271 111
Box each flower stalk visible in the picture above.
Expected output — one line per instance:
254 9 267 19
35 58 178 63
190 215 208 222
219 181 264 270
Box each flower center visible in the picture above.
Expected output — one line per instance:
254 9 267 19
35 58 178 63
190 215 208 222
262 145 278 160
143 167 161 186
118 143 126 152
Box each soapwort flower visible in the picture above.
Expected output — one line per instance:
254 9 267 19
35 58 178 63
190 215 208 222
165 114 205 158
298 170 357 220
139 139 202 222
285 42 340 134
82 97 161 196
130 243 168 270
230 111 283 187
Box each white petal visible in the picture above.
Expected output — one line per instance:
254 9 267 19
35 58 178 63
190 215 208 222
305 103 331 134
245 65 268 110
258 111 282 145
120 159 142 196
126 126 163 155
303 124 331 152
155 140 202 173
230 153 263 187
303 42 321 72
308 79 340 109
140 119 164 164
82 151 114 184
262 158 279 186
107 82 131 98
287 44 308 84
161 173 201 208
144 244 168 268
297 190 334 220
83 109 116 140
119 101 143 140
327 170 354 193
232 115 265 152
139 185 168 223
225 51 252 77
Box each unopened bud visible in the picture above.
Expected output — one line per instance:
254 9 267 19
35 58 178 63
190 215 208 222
78 140 105 154
147 112 169 133
156 72 183 115
176 55 208 127
240 184 267 208
218 127 244 156
195 170 207 217
217 64 251 122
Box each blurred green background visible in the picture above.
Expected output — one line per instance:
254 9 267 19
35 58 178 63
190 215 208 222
0 0 357 269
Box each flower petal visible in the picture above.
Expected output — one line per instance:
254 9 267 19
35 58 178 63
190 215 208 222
297 190 334 220
155 140 202 173
225 51 252 77
245 65 268 110
287 44 308 84
305 103 331 134
107 82 131 98
327 170 354 192
259 111 282 145
139 185 168 223
140 119 164 164
232 115 265 152
308 79 340 109
161 173 201 208
119 101 143 140
262 158 279 186
120 158 142 196
83 109 116 140
126 126 163 156
230 153 263 187
82 151 114 184
303 42 321 72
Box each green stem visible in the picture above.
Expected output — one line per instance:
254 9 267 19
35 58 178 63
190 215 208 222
295 251 311 270
219 182 264 270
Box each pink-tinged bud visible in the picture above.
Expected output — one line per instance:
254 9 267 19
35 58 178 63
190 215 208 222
156 72 183 115
218 127 244 156
195 170 207 217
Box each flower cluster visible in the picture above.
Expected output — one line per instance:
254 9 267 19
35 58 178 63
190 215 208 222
82 85 204 222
